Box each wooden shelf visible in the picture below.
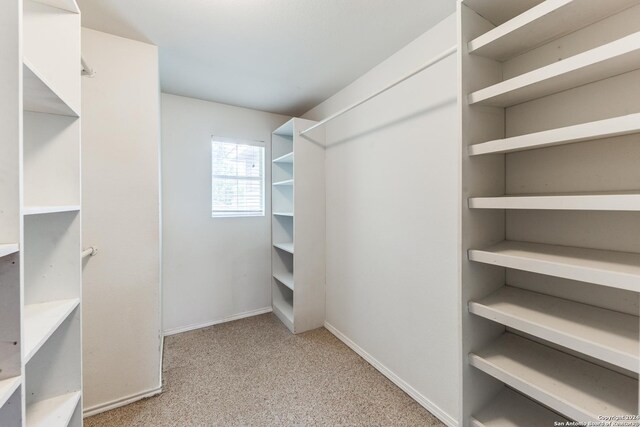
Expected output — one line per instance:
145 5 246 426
470 286 639 372
272 179 294 186
273 272 294 291
26 391 80 427
469 113 640 155
24 299 79 362
470 333 638 421
272 298 294 331
23 61 79 117
273 152 293 164
273 242 294 254
273 212 294 217
0 377 21 409
23 205 80 216
469 193 640 211
469 31 640 107
0 244 19 258
469 0 640 61
471 388 568 427
469 241 640 292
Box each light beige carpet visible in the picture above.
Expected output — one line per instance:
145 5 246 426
85 313 445 426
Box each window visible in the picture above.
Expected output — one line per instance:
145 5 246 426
211 138 265 217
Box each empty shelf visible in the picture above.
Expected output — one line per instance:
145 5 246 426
273 179 294 186
469 31 640 107
0 244 19 258
26 391 81 427
273 272 294 291
469 241 640 292
469 113 640 155
272 298 293 331
0 377 21 409
470 286 639 372
32 0 80 13
273 212 294 217
24 299 79 362
469 193 640 211
468 0 640 61
471 388 568 427
470 333 638 421
23 205 81 216
273 152 294 163
23 61 79 117
273 242 294 254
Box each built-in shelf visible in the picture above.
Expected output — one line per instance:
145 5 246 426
273 212 294 217
0 243 19 258
471 388 568 427
272 152 294 164
23 61 79 117
470 333 638 421
272 298 294 331
469 286 639 372
469 113 640 155
468 0 640 61
23 299 79 362
272 179 294 186
26 391 81 427
0 376 21 409
469 241 640 292
32 0 80 13
273 272 294 291
469 31 640 107
469 193 640 211
273 242 294 254
23 205 81 216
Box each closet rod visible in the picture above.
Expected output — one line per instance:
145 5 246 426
299 44 457 136
82 246 97 258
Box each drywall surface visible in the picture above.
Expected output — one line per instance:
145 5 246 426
303 14 459 426
81 28 162 413
160 93 289 334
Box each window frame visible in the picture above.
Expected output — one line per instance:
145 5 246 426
211 136 266 218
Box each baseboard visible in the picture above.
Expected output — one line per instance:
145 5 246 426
163 307 273 336
324 322 459 427
83 386 163 418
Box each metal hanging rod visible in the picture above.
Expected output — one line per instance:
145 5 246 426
299 44 457 137
82 246 98 258
81 57 95 77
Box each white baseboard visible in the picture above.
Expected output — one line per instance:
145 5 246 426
324 322 459 427
83 386 163 418
163 307 273 336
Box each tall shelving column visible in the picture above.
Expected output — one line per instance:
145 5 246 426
21 0 83 426
271 118 325 334
459 0 640 425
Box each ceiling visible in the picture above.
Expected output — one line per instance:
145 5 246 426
77 0 456 116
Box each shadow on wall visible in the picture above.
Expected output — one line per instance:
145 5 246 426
325 96 456 149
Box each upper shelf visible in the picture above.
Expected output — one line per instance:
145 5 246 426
469 240 640 292
273 120 294 137
32 0 80 13
273 179 294 186
273 152 294 164
24 299 79 362
470 333 638 421
471 388 568 427
23 205 81 216
469 31 640 107
468 0 640 61
469 193 640 211
23 61 79 117
469 113 640 155
0 244 19 258
273 242 294 254
469 286 639 372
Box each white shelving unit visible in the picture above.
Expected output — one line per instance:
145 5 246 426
271 118 325 334
0 0 82 425
459 0 640 424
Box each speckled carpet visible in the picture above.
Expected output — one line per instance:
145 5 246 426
85 313 444 426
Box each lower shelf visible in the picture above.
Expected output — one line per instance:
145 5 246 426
24 299 80 362
469 333 638 421
273 272 294 291
471 388 568 427
273 242 294 254
0 377 21 408
26 391 80 427
272 298 293 332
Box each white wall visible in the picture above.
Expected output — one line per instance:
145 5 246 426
81 28 162 414
303 14 460 426
161 93 288 334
